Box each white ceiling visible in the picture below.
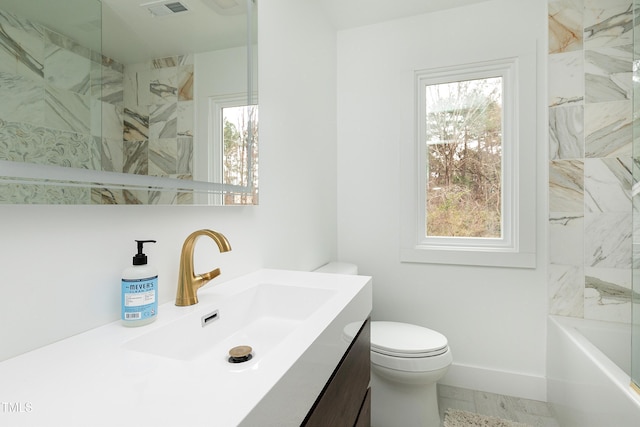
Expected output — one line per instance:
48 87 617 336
0 0 491 65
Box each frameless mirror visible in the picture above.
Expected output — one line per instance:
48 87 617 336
0 0 258 205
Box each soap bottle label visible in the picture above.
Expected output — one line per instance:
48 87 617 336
121 276 158 322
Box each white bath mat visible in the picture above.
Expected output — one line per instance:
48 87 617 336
443 408 531 427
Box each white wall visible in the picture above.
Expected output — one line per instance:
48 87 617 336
0 0 338 362
336 0 549 400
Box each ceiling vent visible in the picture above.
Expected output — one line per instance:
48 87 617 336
141 1 190 17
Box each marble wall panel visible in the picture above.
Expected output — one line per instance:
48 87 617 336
0 73 44 126
584 157 632 213
177 101 194 137
584 211 632 268
149 68 177 104
549 213 585 265
149 103 177 139
584 267 632 321
124 106 149 142
44 28 90 62
123 67 151 109
549 264 585 316
585 44 632 103
44 84 91 134
123 140 148 175
98 101 124 141
548 0 635 322
91 62 124 106
548 51 584 106
177 137 193 174
0 10 44 80
149 139 177 176
549 105 584 159
101 137 124 173
549 0 584 54
0 183 90 204
584 100 632 157
584 0 633 48
549 160 584 211
44 45 91 95
178 64 194 101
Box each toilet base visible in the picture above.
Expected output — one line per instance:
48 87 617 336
370 367 444 427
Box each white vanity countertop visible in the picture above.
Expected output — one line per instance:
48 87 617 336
0 269 372 427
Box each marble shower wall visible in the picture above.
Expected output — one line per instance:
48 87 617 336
0 8 195 204
548 0 636 322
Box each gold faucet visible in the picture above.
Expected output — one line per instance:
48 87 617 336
175 229 232 306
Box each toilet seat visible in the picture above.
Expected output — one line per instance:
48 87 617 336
371 321 448 357
370 321 452 372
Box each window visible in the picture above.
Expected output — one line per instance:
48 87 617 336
209 95 258 205
425 76 503 239
400 57 536 268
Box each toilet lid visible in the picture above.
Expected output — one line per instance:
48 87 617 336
371 321 448 358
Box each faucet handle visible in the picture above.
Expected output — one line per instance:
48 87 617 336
200 267 221 282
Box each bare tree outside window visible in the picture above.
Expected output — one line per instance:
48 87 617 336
222 105 259 205
425 77 502 238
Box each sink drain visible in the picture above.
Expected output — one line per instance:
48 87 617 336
228 345 253 363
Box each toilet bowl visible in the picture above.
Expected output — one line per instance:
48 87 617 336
314 262 453 427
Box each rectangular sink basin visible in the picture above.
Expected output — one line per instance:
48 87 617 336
123 283 337 361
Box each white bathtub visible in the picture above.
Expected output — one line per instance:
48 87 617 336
547 315 640 426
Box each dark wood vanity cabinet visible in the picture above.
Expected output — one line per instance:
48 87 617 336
302 318 371 427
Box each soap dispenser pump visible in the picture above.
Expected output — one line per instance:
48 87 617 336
121 240 158 327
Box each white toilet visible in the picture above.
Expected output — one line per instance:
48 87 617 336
314 262 453 427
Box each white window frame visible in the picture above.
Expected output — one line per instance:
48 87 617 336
208 93 257 205
400 57 536 268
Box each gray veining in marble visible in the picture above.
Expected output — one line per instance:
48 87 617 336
124 106 149 141
149 103 177 139
44 84 91 134
0 72 44 126
584 100 632 157
549 105 583 159
149 139 177 176
549 160 584 211
123 140 148 175
149 67 177 104
584 157 632 213
91 62 124 106
584 0 633 48
177 137 193 174
549 213 584 265
584 212 632 268
177 101 193 137
549 264 585 317
44 28 91 62
549 51 584 106
44 45 91 95
584 267 633 321
585 44 632 103
101 137 124 173
0 120 95 169
0 10 44 80
549 0 584 54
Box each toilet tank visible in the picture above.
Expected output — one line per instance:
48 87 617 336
314 262 358 275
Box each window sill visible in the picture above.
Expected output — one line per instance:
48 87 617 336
400 246 536 269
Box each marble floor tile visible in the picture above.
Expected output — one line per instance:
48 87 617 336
438 385 560 427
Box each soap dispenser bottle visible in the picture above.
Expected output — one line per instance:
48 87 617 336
121 240 158 327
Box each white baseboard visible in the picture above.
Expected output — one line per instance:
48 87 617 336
439 362 547 402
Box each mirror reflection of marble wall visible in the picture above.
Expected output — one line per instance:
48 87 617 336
0 7 195 204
